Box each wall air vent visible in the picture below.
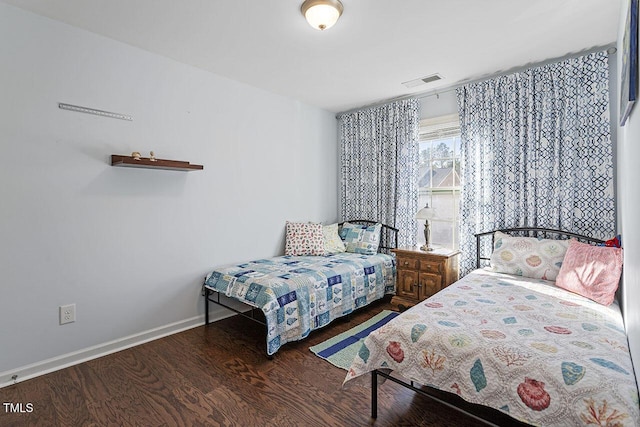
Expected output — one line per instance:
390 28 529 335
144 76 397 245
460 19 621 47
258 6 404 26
402 73 444 88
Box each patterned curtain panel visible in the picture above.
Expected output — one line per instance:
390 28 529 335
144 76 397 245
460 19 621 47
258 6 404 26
338 99 420 247
456 51 614 275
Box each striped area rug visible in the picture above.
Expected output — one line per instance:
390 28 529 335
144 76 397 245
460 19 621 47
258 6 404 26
310 310 399 370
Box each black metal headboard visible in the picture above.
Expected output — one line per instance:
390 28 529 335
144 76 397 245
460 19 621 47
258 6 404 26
339 219 399 254
475 227 605 269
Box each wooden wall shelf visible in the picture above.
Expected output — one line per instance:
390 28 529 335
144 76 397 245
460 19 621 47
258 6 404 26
111 155 203 171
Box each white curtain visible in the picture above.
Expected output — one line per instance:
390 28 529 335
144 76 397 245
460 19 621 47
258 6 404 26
456 51 615 275
338 99 420 247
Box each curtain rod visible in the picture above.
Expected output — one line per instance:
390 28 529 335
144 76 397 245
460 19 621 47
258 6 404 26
336 44 616 117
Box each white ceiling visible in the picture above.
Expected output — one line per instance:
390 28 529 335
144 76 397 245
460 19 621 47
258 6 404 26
1 0 622 113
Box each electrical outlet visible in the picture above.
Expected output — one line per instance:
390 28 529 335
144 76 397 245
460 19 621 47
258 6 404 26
59 304 76 325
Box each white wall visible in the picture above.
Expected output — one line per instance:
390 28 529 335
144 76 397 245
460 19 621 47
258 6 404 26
0 4 338 384
616 0 640 389
420 91 458 119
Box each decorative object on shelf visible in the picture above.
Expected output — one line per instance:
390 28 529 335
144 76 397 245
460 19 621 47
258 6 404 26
111 154 203 171
415 203 437 251
58 102 132 121
149 151 157 162
300 0 343 31
131 151 141 160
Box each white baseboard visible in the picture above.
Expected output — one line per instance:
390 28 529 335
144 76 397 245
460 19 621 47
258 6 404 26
0 311 235 389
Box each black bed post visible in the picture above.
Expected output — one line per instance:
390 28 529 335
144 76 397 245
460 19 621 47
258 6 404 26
205 288 209 325
371 370 378 419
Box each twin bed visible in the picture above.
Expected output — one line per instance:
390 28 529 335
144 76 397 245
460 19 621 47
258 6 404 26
202 220 398 356
344 228 639 426
203 224 639 426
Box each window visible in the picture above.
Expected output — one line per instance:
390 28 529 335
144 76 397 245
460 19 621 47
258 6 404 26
417 114 461 250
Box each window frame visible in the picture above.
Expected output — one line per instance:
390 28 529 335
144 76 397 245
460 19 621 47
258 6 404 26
417 114 461 250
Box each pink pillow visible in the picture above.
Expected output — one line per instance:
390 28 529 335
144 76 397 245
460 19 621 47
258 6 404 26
555 240 623 306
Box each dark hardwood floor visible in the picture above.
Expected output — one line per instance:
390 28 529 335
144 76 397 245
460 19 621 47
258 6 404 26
1 300 504 426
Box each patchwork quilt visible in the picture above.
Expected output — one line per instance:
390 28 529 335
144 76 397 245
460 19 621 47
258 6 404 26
344 269 640 427
204 253 395 355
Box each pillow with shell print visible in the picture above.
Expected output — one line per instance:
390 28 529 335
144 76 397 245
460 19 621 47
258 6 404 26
489 231 570 281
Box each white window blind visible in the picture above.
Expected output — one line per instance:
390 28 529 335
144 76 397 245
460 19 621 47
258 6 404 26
419 113 460 141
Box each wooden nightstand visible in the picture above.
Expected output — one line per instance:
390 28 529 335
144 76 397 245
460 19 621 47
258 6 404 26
391 247 460 311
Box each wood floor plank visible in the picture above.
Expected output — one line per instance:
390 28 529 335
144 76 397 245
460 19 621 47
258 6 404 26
0 376 58 427
43 370 95 427
169 382 231 426
0 300 504 426
205 382 278 426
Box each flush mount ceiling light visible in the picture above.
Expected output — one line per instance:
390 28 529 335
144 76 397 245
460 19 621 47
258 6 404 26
301 0 344 31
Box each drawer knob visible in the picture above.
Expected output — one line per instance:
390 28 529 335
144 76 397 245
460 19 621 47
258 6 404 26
404 261 409 266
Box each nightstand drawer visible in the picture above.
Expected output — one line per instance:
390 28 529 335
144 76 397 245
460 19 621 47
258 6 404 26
396 256 419 270
420 259 443 274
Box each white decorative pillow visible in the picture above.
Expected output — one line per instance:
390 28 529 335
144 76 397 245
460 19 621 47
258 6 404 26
489 231 569 281
285 221 325 256
339 222 382 255
323 223 346 254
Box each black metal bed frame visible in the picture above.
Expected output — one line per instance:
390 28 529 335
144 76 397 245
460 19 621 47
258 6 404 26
475 227 605 269
202 219 399 357
370 227 605 426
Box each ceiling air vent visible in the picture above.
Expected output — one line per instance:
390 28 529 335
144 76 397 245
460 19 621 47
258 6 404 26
402 73 444 88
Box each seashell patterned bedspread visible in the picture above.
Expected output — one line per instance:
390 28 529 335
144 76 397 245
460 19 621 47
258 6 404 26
344 269 640 426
